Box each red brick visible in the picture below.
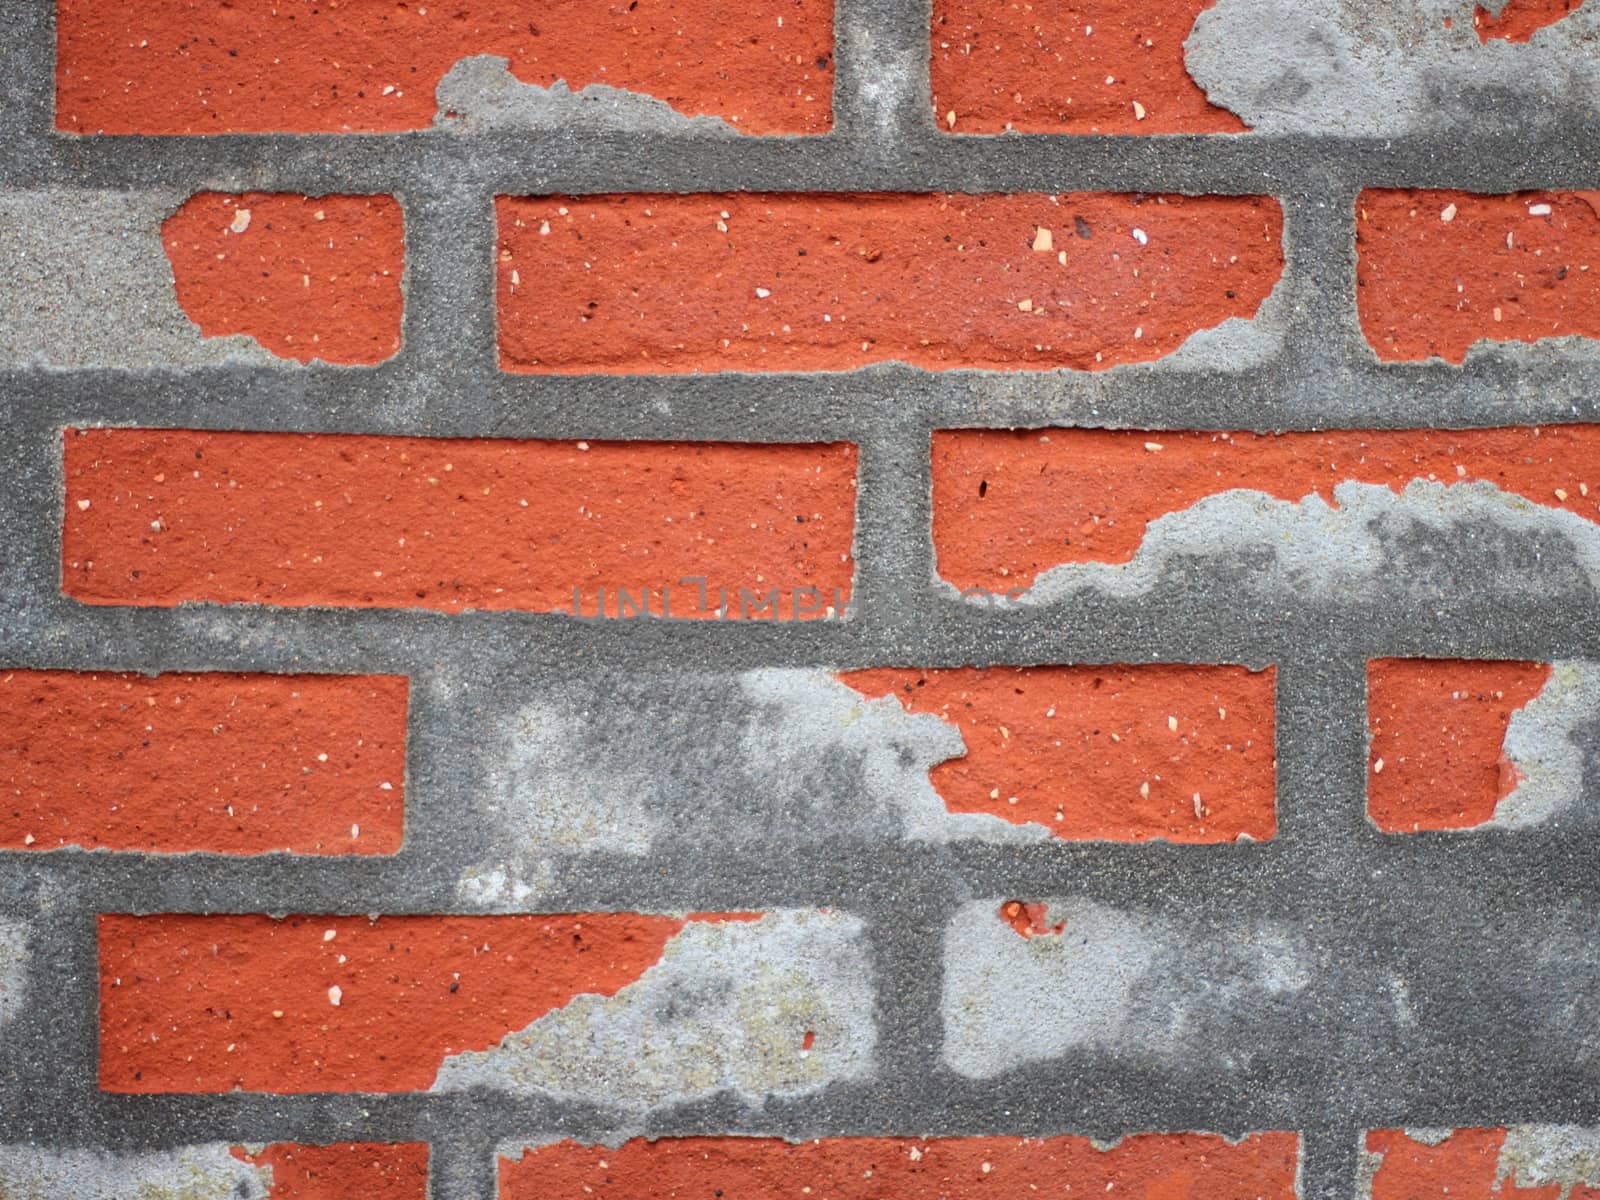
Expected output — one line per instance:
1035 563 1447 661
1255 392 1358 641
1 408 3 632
1357 190 1600 362
62 429 857 618
162 193 404 366
98 912 752 1093
1473 0 1585 42
932 426 1600 594
233 1143 429 1200
495 193 1283 373
498 1133 1301 1199
838 664 1276 842
0 670 405 854
1367 659 1552 832
1365 1128 1599 1199
56 0 831 135
931 0 1246 134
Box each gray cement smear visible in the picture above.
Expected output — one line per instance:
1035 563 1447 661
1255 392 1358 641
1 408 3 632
0 919 27 1034
431 910 875 1111
0 191 278 369
941 899 1310 1080
433 55 742 136
1498 1125 1600 1194
1150 266 1294 373
457 669 1043 907
1491 660 1600 828
1186 0 1600 135
965 480 1600 607
0 1145 271 1200
735 669 1049 843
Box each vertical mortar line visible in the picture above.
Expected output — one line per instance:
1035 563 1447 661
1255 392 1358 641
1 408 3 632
1296 1127 1363 1200
0 895 104 1140
0 408 75 660
856 871 966 1125
1271 651 1373 853
847 392 935 640
0 0 58 178
1274 177 1367 409
831 0 935 146
399 178 499 398
424 1114 501 1200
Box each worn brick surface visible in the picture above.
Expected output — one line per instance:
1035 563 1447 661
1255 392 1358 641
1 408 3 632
0 669 406 853
7 0 1600 1196
499 1133 1301 1198
496 192 1282 373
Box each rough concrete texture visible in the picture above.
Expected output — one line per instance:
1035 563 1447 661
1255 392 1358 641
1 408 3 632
0 919 28 1032
457 668 1044 906
435 56 743 137
0 191 276 369
942 899 1310 1079
1493 660 1600 827
990 481 1600 606
1187 0 1600 134
1497 1124 1600 1191
0 1144 269 1200
431 910 875 1111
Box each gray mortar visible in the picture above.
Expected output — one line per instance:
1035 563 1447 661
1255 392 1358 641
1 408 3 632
0 919 27 1033
0 1144 271 1200
433 56 742 137
0 191 278 369
431 910 875 1112
966 480 1600 607
456 667 1043 908
941 898 1311 1080
1186 0 1600 136
1492 660 1600 828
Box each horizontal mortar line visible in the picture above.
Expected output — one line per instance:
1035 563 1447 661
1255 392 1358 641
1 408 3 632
10 369 1600 433
0 1091 1450 1148
9 840 1600 913
4 599 1600 663
12 130 1600 192
7 606 1599 669
15 1057 1600 1137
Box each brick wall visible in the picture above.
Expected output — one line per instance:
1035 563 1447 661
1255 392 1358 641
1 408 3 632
3 1 1600 1197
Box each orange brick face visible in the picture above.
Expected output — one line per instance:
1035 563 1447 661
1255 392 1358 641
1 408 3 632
1473 0 1585 42
495 193 1282 373
1367 659 1553 832
162 193 405 366
1357 190 1600 362
56 0 832 135
838 664 1276 842
98 912 734 1093
61 429 857 618
931 426 1600 594
233 1143 430 1200
1365 1128 1600 1199
0 671 406 854
930 0 1246 134
498 1133 1301 1199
